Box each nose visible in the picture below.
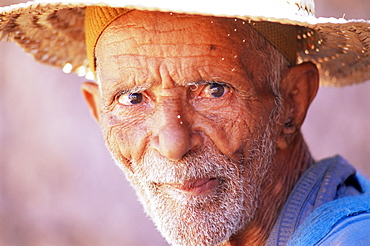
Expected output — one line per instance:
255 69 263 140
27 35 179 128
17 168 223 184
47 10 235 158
151 101 202 161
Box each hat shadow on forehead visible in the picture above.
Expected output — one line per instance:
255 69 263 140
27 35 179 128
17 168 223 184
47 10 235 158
0 0 369 86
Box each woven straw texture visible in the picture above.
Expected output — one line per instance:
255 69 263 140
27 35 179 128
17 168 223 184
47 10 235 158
0 1 369 86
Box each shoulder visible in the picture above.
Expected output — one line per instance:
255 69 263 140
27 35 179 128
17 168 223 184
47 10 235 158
318 212 370 245
287 192 370 246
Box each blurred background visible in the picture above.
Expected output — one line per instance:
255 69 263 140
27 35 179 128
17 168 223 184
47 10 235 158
0 0 369 245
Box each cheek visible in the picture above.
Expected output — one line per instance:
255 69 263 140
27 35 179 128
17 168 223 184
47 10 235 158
221 108 261 157
101 111 150 162
196 97 275 161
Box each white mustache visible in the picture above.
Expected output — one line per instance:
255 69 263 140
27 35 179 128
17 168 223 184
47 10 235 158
131 146 243 185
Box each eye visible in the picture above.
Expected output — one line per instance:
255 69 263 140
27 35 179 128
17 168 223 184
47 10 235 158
118 92 143 105
200 83 229 98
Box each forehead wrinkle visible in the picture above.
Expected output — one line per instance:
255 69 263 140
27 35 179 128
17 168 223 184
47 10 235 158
114 12 214 35
97 60 152 95
101 51 253 91
105 22 196 47
99 12 255 61
104 13 251 48
106 35 139 49
97 11 263 94
105 41 236 58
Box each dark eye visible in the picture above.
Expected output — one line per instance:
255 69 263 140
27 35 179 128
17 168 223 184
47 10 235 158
201 83 229 98
118 92 143 105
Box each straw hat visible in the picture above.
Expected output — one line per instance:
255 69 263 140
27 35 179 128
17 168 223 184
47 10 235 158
0 0 369 86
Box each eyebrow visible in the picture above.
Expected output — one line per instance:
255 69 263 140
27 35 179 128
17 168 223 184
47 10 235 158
119 84 151 94
185 80 226 87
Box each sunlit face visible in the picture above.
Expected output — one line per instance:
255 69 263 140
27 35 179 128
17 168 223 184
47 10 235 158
95 10 280 246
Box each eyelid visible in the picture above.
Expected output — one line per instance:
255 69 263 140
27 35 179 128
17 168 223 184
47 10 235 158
114 85 149 99
192 81 232 94
188 81 230 88
115 89 131 99
188 82 231 101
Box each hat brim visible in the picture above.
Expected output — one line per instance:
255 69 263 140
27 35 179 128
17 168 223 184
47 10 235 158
1 0 369 86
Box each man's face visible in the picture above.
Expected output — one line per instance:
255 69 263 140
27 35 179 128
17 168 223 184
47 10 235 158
95 11 280 246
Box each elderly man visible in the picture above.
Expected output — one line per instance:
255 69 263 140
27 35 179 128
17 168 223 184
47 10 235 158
1 0 370 245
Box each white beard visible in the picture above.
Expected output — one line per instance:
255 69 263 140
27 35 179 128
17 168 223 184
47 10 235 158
108 109 280 246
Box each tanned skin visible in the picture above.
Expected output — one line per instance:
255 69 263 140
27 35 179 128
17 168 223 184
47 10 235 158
82 10 319 246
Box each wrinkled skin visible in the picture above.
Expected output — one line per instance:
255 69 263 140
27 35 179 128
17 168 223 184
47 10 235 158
82 10 319 246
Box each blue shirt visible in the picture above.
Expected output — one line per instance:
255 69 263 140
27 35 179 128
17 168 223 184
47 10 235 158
266 156 370 245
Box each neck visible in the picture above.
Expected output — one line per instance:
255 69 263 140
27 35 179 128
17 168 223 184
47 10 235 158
228 133 314 246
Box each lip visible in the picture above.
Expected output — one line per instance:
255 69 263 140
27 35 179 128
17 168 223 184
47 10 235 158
166 178 220 196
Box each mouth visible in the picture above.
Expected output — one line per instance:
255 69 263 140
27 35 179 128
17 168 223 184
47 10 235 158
163 178 221 196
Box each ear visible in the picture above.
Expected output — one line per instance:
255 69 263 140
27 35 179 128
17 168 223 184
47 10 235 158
276 62 319 149
81 82 102 123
